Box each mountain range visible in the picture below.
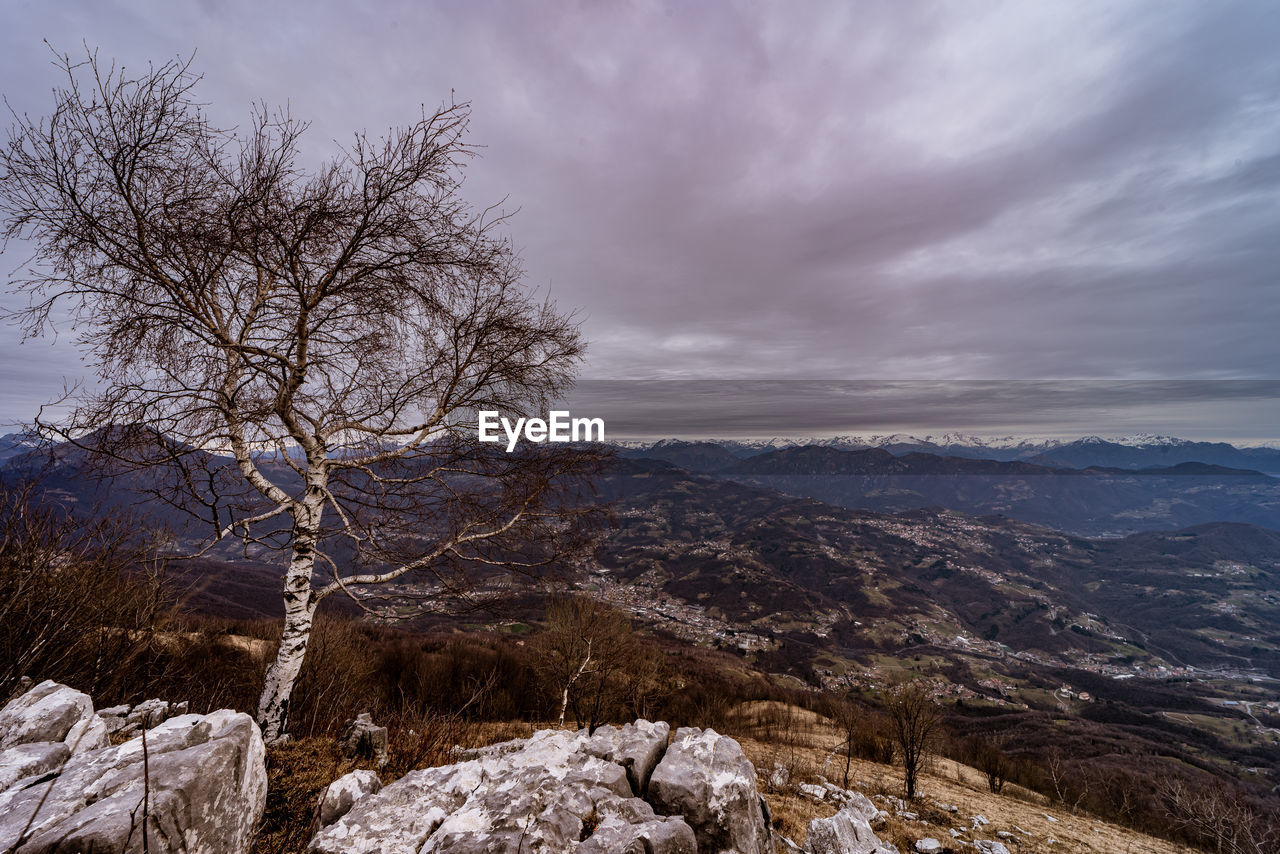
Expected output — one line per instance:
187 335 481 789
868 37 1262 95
594 458 1280 678
621 434 1280 472
8 431 1280 676
6 429 1280 789
619 440 1280 536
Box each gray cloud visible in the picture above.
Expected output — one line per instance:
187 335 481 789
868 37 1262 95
2 1 1278 438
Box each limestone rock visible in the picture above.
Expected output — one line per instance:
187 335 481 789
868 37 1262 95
799 782 827 801
583 719 669 796
117 698 191 737
975 842 1010 854
804 802 897 854
842 791 882 825
769 762 790 791
914 840 943 854
0 681 94 750
98 704 132 735
62 713 109 754
823 782 850 801
576 807 697 854
338 711 389 768
312 726 690 854
313 721 772 854
0 690 265 854
647 726 773 854
318 769 383 827
0 742 70 791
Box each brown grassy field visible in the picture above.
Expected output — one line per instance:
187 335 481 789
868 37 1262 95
250 701 1195 853
726 700 1194 854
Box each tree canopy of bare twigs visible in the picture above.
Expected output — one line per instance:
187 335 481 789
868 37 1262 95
0 482 171 701
531 596 640 733
1157 776 1280 854
0 47 603 741
883 682 943 800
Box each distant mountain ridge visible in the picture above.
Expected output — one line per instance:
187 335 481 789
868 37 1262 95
616 433 1280 470
613 439 1280 536
594 462 1280 678
0 432 39 464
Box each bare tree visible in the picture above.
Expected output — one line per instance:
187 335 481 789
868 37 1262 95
531 596 636 732
1043 747 1090 814
1 48 603 741
1156 776 1280 854
883 682 943 800
829 695 863 790
960 734 1012 794
0 481 171 700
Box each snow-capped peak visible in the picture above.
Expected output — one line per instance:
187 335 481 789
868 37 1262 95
1109 433 1192 448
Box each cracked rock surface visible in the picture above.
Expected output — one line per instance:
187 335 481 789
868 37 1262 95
0 680 266 854
310 720 776 854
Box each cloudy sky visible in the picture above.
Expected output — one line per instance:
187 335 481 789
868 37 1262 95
3 1 1279 439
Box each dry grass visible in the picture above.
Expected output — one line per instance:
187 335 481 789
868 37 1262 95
250 737 348 854
248 707 1197 854
250 719 536 854
725 703 1197 854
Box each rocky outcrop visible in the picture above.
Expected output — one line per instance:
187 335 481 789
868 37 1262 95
311 720 771 854
581 719 668 796
339 711 389 768
0 681 103 753
0 680 266 854
803 802 897 854
648 727 774 854
95 698 192 738
318 769 383 827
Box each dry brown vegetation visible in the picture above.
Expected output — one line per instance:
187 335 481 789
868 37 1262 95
723 701 1195 854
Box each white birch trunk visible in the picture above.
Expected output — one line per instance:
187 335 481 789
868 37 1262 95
557 642 592 729
256 491 323 743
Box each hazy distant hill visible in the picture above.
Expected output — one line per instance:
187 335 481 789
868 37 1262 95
1028 436 1280 472
10 433 1280 675
619 439 742 471
595 463 1280 678
718 448 1280 537
0 433 37 464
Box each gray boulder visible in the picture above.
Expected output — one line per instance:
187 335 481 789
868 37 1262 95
318 769 383 827
63 712 109 754
799 782 827 801
975 842 1010 854
804 802 897 854
647 726 774 854
914 840 943 854
583 719 669 795
769 762 790 791
0 695 266 854
116 698 192 737
0 681 94 750
339 711 389 768
577 810 697 853
311 721 765 854
0 742 70 791
98 704 132 735
842 791 880 824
